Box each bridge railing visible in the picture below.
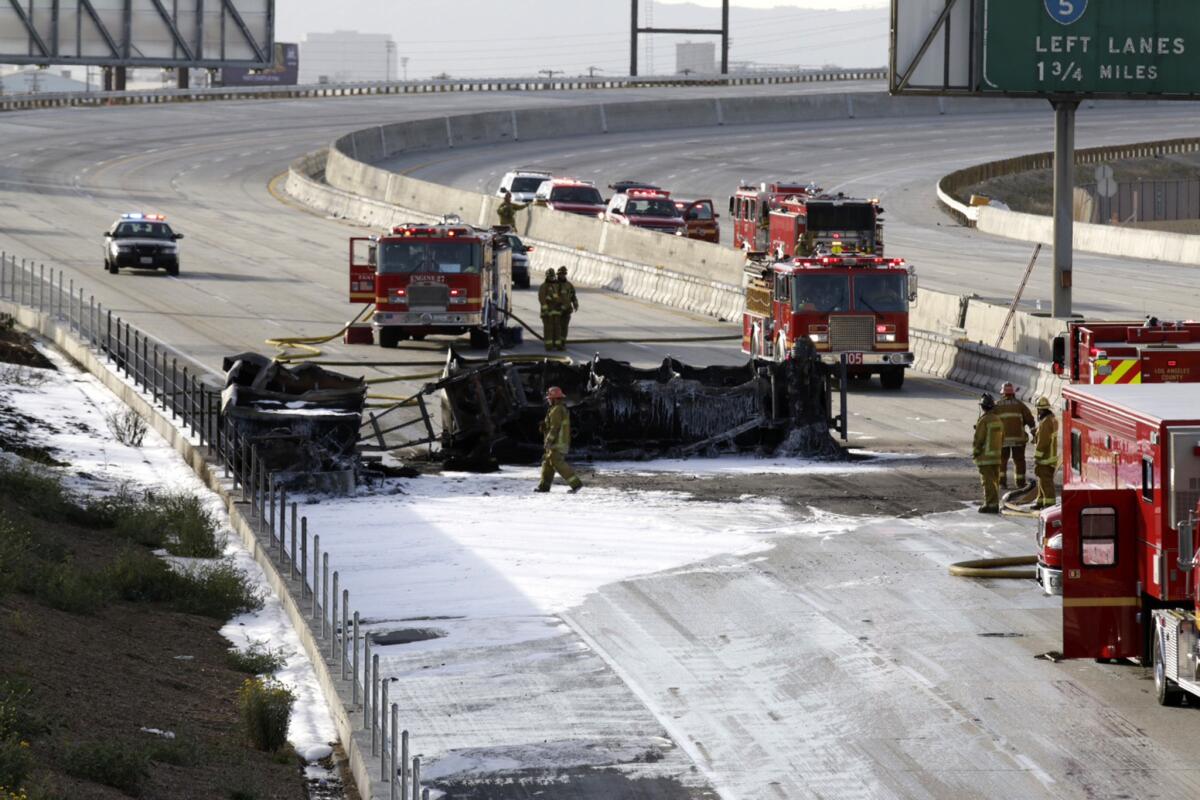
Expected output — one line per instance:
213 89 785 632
0 68 886 112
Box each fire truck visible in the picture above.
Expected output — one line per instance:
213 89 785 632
349 218 513 349
1037 318 1200 594
741 253 917 388
1039 383 1200 688
1052 318 1200 384
729 182 885 259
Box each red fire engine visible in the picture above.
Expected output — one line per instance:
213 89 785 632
729 182 884 259
349 218 513 349
1037 318 1200 594
1039 384 1200 680
741 253 917 388
1052 318 1200 384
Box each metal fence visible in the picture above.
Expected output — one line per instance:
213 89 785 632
1082 179 1200 224
0 251 425 798
0 68 888 112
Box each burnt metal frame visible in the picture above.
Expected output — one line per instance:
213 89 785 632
0 0 272 67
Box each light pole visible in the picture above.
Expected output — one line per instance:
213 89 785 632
401 57 409 82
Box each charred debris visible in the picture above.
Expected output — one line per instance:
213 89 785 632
364 339 847 471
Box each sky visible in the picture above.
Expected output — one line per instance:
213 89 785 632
274 0 889 79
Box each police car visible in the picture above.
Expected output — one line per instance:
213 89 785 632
103 213 184 275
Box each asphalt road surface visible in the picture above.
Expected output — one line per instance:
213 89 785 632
3 87 1199 798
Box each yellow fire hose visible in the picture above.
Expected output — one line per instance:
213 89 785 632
266 303 376 363
948 556 1037 580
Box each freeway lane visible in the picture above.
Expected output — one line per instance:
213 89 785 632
388 102 1200 321
3 89 1197 797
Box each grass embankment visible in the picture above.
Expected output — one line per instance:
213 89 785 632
958 152 1200 217
0 318 305 800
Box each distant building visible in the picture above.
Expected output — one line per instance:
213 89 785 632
676 41 716 75
0 68 89 94
299 31 397 85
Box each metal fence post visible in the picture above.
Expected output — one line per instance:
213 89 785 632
301 517 309 596
38 263 44 311
352 611 360 703
330 572 339 661
78 287 84 335
341 590 350 679
380 679 390 779
363 636 372 727
68 278 74 329
89 295 96 346
322 555 329 638
170 358 178 419
412 756 420 799
269 477 277 549
248 447 258 519
290 503 298 579
401 730 410 800
371 654 380 751
390 705 399 798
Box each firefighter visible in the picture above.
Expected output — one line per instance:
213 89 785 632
973 393 1005 514
497 190 528 231
538 268 561 351
1033 396 1059 509
996 382 1036 489
556 266 579 349
535 386 583 493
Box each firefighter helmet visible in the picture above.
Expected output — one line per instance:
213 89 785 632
557 266 568 276
545 268 556 279
546 386 565 401
1036 396 1052 411
1000 382 1016 397
980 393 996 411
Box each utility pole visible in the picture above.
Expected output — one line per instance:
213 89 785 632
539 69 562 80
401 57 409 82
586 66 604 78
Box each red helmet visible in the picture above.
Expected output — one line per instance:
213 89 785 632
1000 382 1016 396
546 386 565 401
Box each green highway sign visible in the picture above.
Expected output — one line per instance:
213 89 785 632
982 0 1200 97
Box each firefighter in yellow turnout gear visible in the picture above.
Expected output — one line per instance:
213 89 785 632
556 266 579 348
1033 396 1059 509
497 190 528 230
538 269 563 351
996 382 1036 489
536 386 583 493
973 393 1005 514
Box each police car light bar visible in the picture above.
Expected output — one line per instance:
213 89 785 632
121 212 166 221
627 188 671 199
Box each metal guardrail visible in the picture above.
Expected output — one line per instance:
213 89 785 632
0 250 429 798
0 68 887 112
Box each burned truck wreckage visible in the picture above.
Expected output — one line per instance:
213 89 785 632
365 339 846 467
222 353 366 485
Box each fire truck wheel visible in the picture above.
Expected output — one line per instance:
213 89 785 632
378 328 404 349
468 327 491 350
880 367 905 390
1154 629 1184 706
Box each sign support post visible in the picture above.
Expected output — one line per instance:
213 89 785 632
1052 99 1078 319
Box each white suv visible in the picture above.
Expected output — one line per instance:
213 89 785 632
497 169 552 203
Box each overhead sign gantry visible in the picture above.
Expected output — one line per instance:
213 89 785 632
0 0 273 70
890 0 1200 318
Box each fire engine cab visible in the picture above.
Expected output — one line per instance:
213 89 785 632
730 182 884 259
1037 318 1200 594
349 218 513 349
1043 384 1200 690
742 253 917 388
1052 318 1200 384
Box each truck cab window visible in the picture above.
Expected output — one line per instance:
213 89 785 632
1081 507 1117 566
1141 458 1154 502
